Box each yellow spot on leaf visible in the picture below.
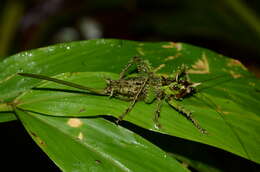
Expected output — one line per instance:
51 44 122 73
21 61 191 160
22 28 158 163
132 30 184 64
249 82 255 87
164 53 182 61
0 103 12 111
77 132 84 140
229 70 242 79
67 118 83 128
38 139 46 146
216 105 230 115
187 53 210 74
162 42 182 51
11 98 22 106
227 59 247 71
154 64 165 72
137 47 145 56
223 111 230 115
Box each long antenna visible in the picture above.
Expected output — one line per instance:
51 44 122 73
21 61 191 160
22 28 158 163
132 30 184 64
18 73 106 95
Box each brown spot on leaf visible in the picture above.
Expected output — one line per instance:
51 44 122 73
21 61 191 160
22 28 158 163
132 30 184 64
187 53 210 74
79 108 86 113
31 132 37 137
30 132 46 146
39 140 46 146
11 99 21 106
95 160 101 164
67 118 83 128
164 53 182 61
227 59 247 71
162 42 182 51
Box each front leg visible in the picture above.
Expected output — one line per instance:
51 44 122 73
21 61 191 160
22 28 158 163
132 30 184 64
119 56 154 79
166 97 207 134
119 57 137 79
173 64 190 82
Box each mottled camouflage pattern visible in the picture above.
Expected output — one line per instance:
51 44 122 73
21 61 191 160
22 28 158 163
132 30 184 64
104 57 206 133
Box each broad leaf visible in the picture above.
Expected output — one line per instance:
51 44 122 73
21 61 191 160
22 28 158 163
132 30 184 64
0 112 16 123
15 70 260 164
1 39 259 167
15 109 188 172
0 39 207 122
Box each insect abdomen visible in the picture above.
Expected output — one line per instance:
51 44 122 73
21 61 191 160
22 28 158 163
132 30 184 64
105 78 145 98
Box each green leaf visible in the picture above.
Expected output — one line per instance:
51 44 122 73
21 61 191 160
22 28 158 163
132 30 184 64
0 39 136 102
0 39 183 122
0 39 251 102
15 108 189 172
0 102 15 123
1 39 259 167
15 70 260 164
0 112 16 123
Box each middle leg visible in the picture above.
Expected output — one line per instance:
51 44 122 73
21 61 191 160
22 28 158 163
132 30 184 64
153 96 164 129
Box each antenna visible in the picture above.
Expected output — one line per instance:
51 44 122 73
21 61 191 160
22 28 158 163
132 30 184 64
18 73 106 95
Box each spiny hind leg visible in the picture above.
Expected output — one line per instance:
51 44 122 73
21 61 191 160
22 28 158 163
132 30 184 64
167 98 207 134
116 77 149 123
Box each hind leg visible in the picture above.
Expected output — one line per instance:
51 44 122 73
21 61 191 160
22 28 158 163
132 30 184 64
166 97 207 134
116 77 149 123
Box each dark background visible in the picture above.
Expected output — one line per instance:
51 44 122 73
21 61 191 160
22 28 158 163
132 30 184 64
1 0 260 171
1 0 260 76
